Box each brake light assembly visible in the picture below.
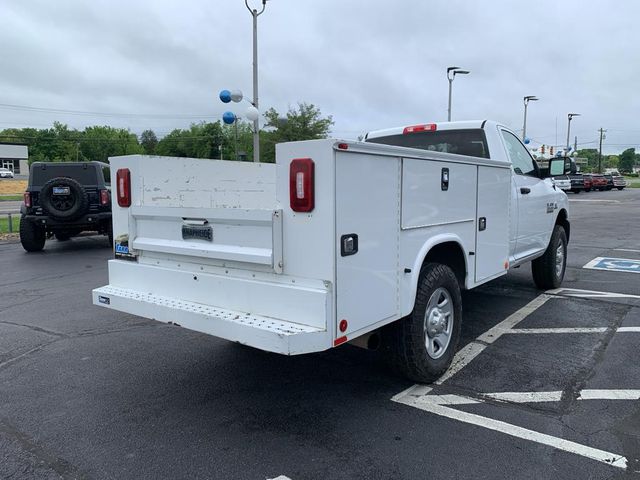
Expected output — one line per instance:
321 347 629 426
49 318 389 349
23 192 31 208
289 158 315 212
403 123 437 134
100 189 110 206
116 168 131 207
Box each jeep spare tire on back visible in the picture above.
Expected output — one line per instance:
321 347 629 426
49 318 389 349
39 177 89 221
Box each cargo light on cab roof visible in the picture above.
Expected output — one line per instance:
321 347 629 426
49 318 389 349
403 124 437 134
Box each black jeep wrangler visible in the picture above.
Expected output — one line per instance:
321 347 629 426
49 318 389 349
20 162 113 252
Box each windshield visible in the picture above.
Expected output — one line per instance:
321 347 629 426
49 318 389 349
366 129 490 159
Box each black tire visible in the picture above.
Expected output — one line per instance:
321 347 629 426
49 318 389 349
54 233 71 241
573 189 580 194
19 217 46 252
386 263 462 383
39 177 89 221
617 187 624 191
107 224 113 246
531 225 567 290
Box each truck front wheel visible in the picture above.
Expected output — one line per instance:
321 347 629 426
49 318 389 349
531 225 567 290
387 263 462 383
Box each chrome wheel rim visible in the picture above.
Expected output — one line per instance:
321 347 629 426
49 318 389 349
423 287 454 360
556 242 565 278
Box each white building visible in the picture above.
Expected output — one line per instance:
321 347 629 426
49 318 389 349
0 143 28 175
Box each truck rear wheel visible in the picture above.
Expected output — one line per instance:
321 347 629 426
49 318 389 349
531 225 567 290
20 217 46 252
387 263 462 383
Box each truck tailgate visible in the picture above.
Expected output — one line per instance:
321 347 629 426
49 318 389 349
113 156 283 273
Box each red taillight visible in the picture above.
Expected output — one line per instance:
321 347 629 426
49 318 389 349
100 189 110 206
289 158 314 212
116 168 131 207
403 123 437 134
23 192 31 208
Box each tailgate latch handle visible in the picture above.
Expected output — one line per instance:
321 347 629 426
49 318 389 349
182 218 209 226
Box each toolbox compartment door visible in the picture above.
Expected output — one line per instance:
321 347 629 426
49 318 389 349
474 166 510 282
335 152 401 336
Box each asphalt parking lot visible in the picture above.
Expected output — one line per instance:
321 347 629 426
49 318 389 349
1 189 639 480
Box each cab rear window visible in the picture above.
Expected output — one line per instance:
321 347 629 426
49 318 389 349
366 129 489 158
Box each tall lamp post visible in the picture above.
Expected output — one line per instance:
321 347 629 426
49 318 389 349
245 0 269 163
522 96 538 141
566 113 580 153
447 66 470 122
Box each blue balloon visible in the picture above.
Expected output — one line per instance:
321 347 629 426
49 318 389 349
222 111 236 124
219 90 232 103
524 137 530 144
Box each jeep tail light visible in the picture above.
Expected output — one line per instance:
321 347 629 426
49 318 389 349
289 158 314 212
100 189 110 206
23 192 31 208
403 123 437 134
116 168 131 207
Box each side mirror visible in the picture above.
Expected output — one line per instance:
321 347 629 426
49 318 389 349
548 157 571 177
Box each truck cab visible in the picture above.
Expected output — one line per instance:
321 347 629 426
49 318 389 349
364 120 569 265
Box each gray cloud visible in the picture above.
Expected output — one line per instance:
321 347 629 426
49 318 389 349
1 0 638 153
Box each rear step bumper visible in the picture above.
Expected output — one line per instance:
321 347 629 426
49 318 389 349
92 284 330 355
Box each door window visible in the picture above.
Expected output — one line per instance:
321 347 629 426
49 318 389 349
501 130 537 176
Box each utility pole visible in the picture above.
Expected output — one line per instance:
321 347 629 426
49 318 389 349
598 128 606 173
245 0 268 163
574 136 577 154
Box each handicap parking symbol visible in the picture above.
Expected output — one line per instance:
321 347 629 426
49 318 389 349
583 256 640 274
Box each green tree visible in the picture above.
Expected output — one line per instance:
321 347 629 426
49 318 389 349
140 129 158 155
575 149 599 170
260 103 334 163
619 148 636 173
605 155 619 169
221 122 253 161
156 122 225 159
80 126 143 163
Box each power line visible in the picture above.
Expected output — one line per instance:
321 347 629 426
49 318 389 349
0 102 217 120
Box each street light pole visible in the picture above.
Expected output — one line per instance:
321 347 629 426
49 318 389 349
245 0 268 163
447 66 470 122
566 113 580 153
522 96 538 141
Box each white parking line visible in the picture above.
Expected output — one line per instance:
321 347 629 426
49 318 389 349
614 248 640 253
397 389 640 407
391 292 638 471
546 287 640 299
506 327 640 334
434 294 551 385
568 199 620 203
393 393 627 470
569 198 620 203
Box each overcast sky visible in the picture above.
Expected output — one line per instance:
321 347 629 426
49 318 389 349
1 0 638 154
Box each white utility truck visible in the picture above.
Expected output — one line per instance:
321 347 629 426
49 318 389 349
93 120 570 382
